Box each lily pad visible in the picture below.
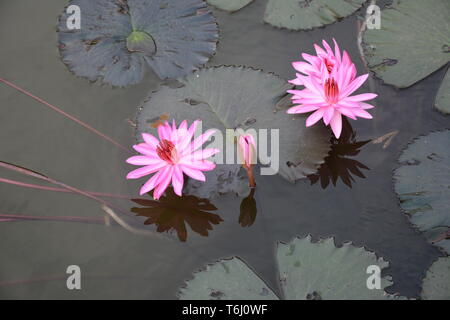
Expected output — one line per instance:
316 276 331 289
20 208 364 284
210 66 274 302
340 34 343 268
436 68 450 114
362 0 450 88
207 0 254 12
57 0 218 86
421 257 450 300
394 130 450 254
178 236 395 300
264 0 366 31
137 66 331 198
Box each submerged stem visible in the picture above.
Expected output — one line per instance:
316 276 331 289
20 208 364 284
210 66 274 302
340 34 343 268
0 177 134 200
0 77 130 152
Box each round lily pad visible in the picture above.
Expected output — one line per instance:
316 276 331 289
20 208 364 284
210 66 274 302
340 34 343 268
421 257 450 300
178 235 395 299
207 0 254 12
436 68 450 114
394 130 450 254
137 66 331 198
57 0 218 86
264 0 366 31
362 0 450 89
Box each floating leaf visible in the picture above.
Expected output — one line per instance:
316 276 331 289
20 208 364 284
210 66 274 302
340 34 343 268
137 66 331 198
57 0 218 86
436 68 450 114
131 188 222 242
394 130 450 254
264 0 366 31
207 0 254 12
421 257 450 300
362 0 450 89
179 236 395 300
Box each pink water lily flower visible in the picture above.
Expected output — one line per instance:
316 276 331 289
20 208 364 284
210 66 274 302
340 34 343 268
238 134 257 188
126 120 219 199
289 39 345 86
287 39 377 139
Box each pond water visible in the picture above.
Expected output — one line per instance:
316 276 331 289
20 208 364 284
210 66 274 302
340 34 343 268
0 0 448 299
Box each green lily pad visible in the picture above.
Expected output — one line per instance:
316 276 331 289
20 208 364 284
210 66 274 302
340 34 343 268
436 68 450 114
137 66 330 198
57 0 218 86
421 257 450 300
394 130 450 254
179 236 395 300
207 0 254 12
264 0 366 31
362 0 450 88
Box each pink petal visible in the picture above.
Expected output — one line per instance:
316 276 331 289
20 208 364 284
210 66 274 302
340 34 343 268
330 112 342 139
133 143 157 156
352 108 373 119
323 106 335 125
292 62 314 75
180 160 216 171
344 93 378 102
126 162 167 179
142 133 159 148
189 129 216 152
306 108 326 127
336 105 357 120
157 122 171 141
180 165 206 182
360 102 375 110
186 148 220 161
314 43 327 57
339 74 369 99
322 40 333 57
152 166 174 200
289 78 303 86
126 156 163 166
172 165 184 196
139 170 163 196
333 38 342 63
287 105 320 114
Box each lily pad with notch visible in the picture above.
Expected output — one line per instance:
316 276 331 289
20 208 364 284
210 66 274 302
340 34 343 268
362 0 450 114
206 0 254 12
136 66 331 199
57 0 219 86
178 235 397 300
394 130 450 254
264 0 366 31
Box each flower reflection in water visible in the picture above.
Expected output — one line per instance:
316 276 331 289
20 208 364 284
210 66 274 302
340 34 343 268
308 118 370 189
131 188 222 242
239 188 257 228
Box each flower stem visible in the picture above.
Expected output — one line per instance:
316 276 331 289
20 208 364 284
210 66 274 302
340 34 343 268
0 177 134 200
245 165 256 188
0 213 107 224
0 161 132 218
0 77 130 153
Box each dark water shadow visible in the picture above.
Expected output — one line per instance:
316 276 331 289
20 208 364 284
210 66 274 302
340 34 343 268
131 188 223 242
308 118 371 189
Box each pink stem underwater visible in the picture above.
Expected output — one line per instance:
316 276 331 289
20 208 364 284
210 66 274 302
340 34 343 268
0 77 130 153
0 161 133 218
0 177 134 200
0 213 107 224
